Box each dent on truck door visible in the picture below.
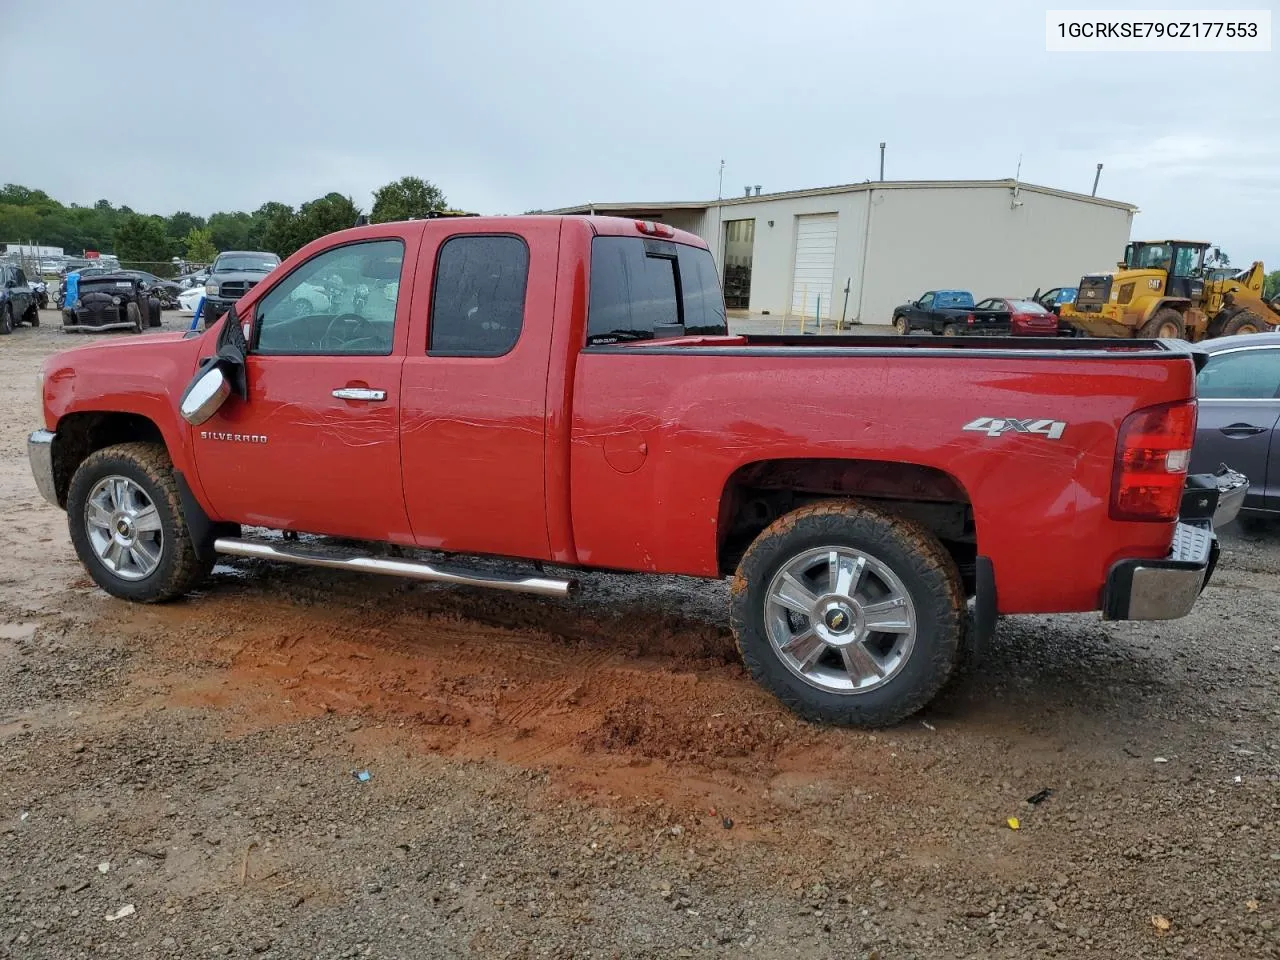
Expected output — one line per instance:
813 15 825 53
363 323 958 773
399 220 560 560
189 237 414 541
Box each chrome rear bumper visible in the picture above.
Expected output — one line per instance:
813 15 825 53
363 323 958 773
1102 467 1248 621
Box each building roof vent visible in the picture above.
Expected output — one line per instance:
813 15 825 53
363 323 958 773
754 185 762 196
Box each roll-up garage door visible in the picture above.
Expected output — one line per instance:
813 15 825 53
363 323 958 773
790 214 838 319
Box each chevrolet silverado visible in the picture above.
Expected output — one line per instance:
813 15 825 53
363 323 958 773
28 216 1245 727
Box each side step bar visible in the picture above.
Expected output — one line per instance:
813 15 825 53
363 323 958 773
213 537 577 599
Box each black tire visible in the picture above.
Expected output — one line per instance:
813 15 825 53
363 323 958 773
942 324 959 337
892 315 908 335
66 442 213 603
126 300 143 334
1220 309 1268 337
730 500 964 728
0 304 12 335
28 306 39 327
1138 308 1185 340
148 297 163 327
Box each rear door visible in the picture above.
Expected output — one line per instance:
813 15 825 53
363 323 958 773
1192 343 1280 510
398 220 561 559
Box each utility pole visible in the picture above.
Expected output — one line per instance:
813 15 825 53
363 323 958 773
879 142 886 181
1091 163 1103 196
716 159 725 275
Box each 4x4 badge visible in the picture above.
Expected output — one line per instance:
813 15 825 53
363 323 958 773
962 417 1066 440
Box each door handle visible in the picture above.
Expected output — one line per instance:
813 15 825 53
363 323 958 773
332 387 387 402
1218 423 1266 437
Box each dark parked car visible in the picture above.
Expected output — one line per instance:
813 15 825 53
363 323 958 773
0 265 38 334
891 290 1012 337
118 270 183 309
62 272 164 333
203 250 281 326
1190 333 1280 522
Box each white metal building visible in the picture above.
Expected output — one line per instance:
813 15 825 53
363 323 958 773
550 179 1136 326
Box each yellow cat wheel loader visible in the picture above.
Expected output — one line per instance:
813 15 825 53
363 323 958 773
1060 239 1279 340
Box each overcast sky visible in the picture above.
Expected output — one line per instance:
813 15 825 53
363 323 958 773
5 1 1278 265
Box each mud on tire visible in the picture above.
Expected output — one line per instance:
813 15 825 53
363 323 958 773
66 442 213 603
730 500 964 728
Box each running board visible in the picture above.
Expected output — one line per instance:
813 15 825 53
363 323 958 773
212 537 577 599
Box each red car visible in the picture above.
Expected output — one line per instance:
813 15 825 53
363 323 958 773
974 297 1060 336
28 216 1246 728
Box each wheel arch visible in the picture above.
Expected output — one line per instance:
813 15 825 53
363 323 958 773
49 411 167 508
716 457 978 587
1140 297 1191 323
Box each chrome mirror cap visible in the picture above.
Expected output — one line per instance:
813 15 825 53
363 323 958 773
180 366 231 426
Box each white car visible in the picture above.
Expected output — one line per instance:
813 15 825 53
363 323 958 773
178 286 206 313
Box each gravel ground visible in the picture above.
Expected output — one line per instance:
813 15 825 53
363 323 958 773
1 311 1277 959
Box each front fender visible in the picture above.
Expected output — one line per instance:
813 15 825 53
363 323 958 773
43 333 206 482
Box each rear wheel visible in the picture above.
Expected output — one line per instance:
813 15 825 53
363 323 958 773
1138 308 1185 340
730 500 964 728
66 442 212 603
27 306 39 327
893 315 908 335
1220 309 1268 337
942 324 958 337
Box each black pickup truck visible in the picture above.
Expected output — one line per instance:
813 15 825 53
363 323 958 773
891 290 1013 337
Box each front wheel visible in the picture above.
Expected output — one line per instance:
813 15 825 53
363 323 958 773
126 300 143 333
730 500 964 727
892 315 908 335
66 442 213 603
0 305 12 335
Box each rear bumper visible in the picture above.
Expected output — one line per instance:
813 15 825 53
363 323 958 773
28 429 58 508
1102 468 1248 621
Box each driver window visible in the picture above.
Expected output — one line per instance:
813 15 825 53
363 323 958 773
253 239 404 356
918 292 934 308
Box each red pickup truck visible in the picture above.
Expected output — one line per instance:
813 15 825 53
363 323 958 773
28 216 1246 727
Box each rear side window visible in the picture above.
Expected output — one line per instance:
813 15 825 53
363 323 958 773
1197 348 1280 399
429 235 529 357
587 237 726 345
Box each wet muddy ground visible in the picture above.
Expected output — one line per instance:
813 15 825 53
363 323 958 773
1 312 1277 958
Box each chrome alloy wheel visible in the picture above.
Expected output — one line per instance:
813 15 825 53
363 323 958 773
764 546 917 694
84 476 164 581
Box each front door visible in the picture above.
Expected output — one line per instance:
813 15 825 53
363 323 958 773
1191 344 1280 511
190 236 415 542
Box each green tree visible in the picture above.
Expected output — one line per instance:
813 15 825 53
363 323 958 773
165 211 206 242
247 201 294 251
115 214 173 272
1265 270 1280 301
371 176 446 223
183 227 218 264
207 211 252 251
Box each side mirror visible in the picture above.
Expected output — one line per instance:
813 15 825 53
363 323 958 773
179 365 231 425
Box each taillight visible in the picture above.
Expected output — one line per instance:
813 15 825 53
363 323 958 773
634 220 675 238
1110 400 1196 522
967 313 975 324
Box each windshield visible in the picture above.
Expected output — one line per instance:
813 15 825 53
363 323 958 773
1130 243 1171 270
1009 299 1049 313
215 254 280 273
